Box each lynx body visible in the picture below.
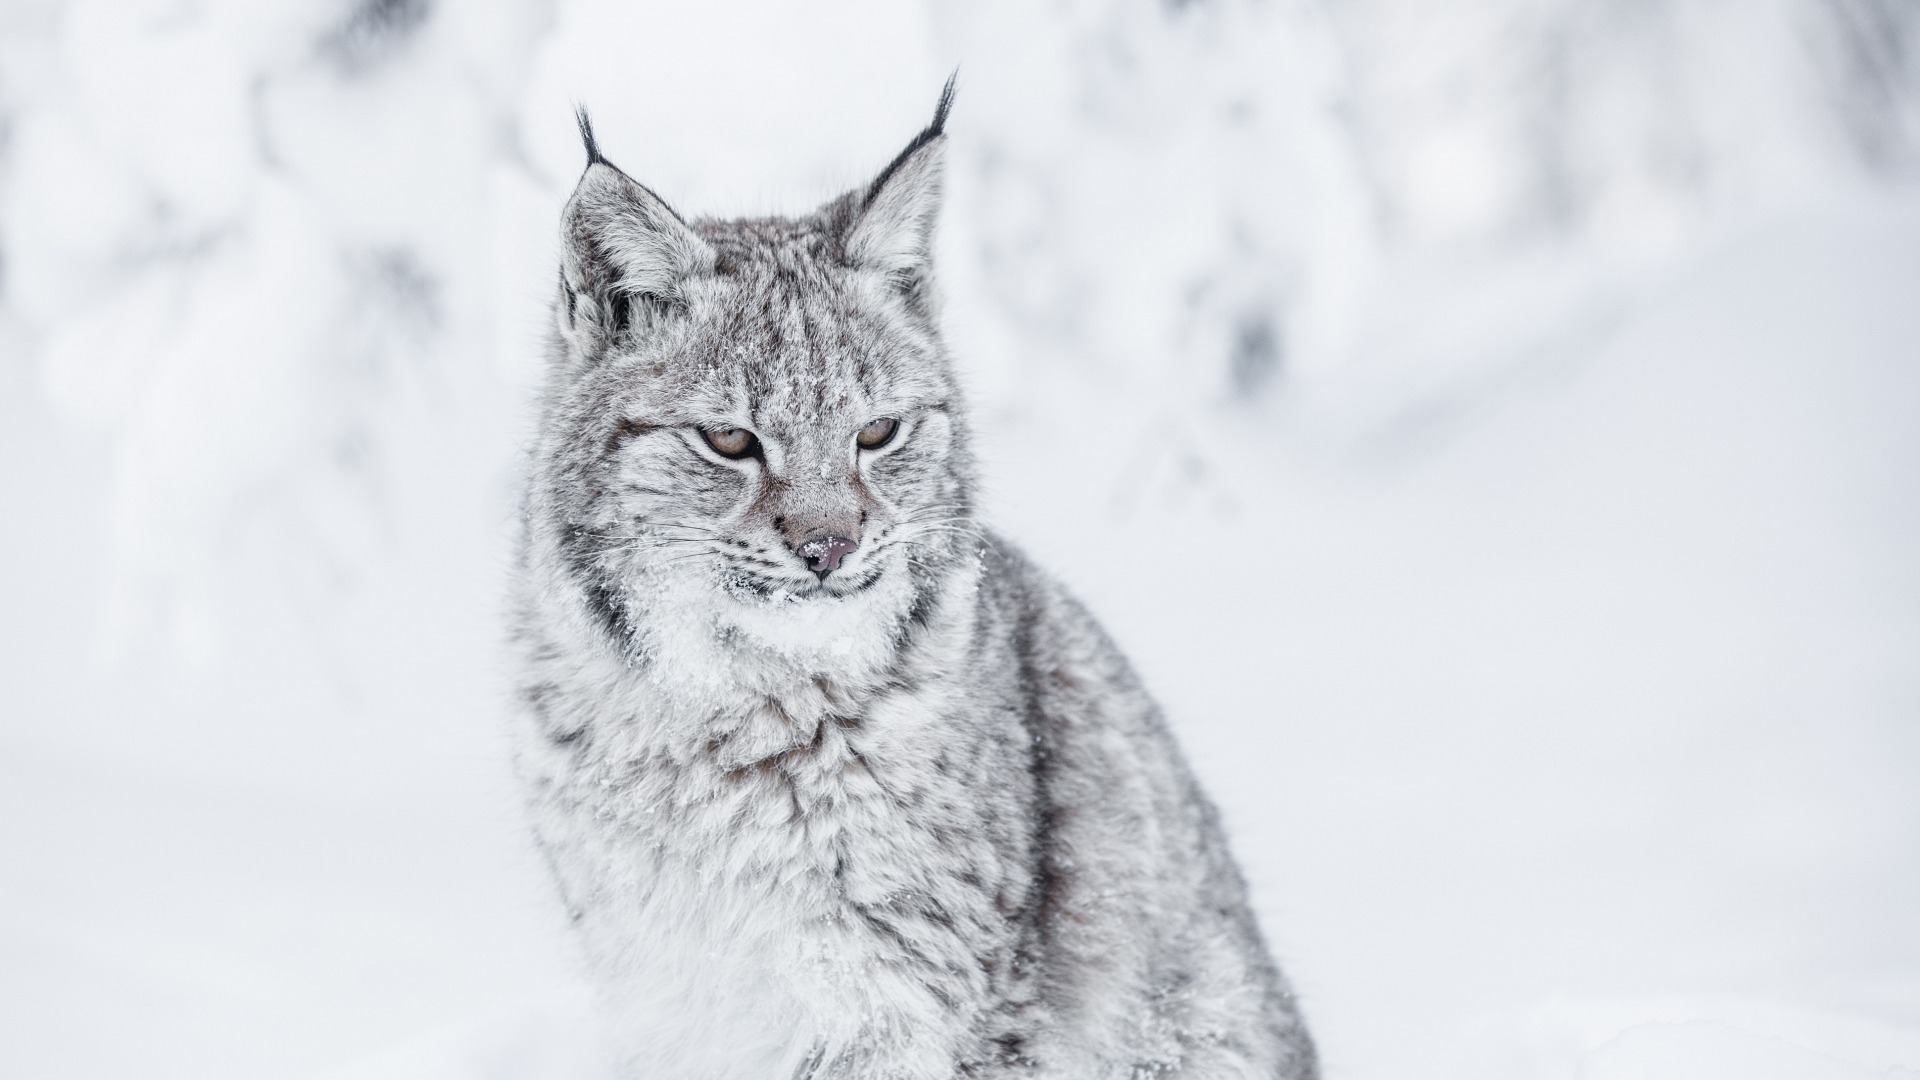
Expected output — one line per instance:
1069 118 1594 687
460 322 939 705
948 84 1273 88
509 86 1316 1080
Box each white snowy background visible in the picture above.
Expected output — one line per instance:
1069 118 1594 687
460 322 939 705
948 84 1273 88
2 0 1918 1077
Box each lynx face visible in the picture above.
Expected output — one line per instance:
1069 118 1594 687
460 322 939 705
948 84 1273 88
536 89 974 669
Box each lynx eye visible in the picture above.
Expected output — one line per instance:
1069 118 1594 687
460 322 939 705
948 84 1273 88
702 427 759 459
855 417 899 451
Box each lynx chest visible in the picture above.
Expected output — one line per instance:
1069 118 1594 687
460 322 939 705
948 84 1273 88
524 668 1038 1074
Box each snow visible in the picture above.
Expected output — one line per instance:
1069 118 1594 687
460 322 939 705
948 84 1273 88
2 1 1917 1078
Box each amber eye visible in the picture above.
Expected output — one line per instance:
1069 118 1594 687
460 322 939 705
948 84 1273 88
855 417 899 451
702 427 759 459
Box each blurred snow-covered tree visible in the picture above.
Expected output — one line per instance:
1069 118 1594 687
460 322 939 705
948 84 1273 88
935 0 1920 428
0 0 549 671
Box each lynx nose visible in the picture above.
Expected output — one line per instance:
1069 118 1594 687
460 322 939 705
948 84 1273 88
795 535 858 578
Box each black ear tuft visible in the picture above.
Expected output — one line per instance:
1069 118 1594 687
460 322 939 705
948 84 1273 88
864 71 957 208
931 69 958 135
576 105 610 170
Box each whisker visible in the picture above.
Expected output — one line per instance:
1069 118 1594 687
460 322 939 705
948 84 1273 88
659 551 724 566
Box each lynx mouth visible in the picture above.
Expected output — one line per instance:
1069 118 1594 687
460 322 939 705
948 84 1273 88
822 567 884 596
721 565 884 602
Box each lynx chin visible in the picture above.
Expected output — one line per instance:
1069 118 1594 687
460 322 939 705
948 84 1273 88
508 79 1317 1080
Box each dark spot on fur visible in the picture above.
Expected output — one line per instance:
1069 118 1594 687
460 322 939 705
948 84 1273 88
581 580 637 649
990 1034 1029 1069
924 897 957 931
605 417 658 454
522 683 590 748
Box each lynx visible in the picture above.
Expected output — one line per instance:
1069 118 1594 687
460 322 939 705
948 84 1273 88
509 80 1316 1080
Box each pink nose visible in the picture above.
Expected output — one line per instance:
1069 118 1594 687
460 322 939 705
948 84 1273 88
795 535 858 577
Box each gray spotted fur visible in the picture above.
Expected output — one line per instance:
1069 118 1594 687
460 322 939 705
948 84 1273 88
509 85 1316 1080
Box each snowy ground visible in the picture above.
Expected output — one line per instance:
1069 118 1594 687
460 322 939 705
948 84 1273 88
2 2 1918 1078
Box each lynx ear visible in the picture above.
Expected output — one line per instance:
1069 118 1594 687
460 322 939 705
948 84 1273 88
843 76 955 312
559 109 714 347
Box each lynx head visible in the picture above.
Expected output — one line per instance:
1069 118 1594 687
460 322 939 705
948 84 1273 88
532 79 976 679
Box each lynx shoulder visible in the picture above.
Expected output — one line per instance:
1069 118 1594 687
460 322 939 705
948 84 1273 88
508 80 1316 1080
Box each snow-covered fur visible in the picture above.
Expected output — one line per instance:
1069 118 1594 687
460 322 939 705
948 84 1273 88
509 85 1317 1080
